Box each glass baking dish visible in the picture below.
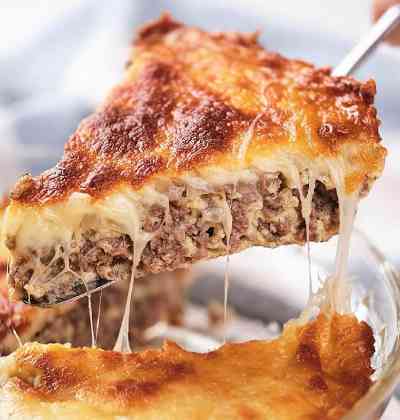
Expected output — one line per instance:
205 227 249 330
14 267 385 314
148 230 400 419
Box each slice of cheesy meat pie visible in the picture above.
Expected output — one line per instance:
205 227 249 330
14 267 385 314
3 14 386 304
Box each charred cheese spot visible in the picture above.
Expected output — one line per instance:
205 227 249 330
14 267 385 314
171 96 248 169
88 61 176 158
308 374 328 392
296 343 322 369
107 360 194 406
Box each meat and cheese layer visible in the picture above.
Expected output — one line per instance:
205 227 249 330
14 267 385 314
2 14 386 304
0 313 374 419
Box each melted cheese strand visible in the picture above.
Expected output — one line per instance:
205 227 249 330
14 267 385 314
304 174 316 297
299 161 359 321
87 293 95 348
64 241 96 348
223 255 230 339
95 289 103 344
113 264 134 352
114 231 151 353
11 327 22 348
222 191 233 343
330 194 358 313
292 168 316 298
77 276 96 348
113 189 167 353
113 198 141 353
327 161 359 314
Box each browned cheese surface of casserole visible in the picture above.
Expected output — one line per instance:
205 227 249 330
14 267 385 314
0 313 374 419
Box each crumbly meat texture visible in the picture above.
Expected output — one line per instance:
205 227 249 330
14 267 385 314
3 14 386 304
0 264 190 354
0 313 375 419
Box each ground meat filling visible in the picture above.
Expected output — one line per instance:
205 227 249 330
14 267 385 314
9 172 339 303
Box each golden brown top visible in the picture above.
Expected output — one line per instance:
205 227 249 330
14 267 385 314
10 14 385 206
0 313 374 419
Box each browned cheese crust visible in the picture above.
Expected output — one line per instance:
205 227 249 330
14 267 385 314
0 313 374 419
11 14 384 205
